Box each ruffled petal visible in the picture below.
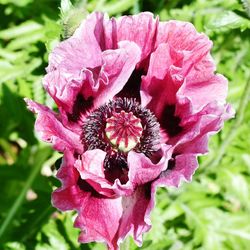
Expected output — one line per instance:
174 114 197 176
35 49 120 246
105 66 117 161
47 13 105 72
156 154 198 187
113 145 172 195
53 150 158 250
44 41 141 121
25 98 82 153
156 104 234 188
141 43 183 111
74 149 115 197
156 21 212 65
170 103 234 153
52 151 84 210
75 185 156 250
116 184 157 247
176 74 228 115
92 41 141 107
116 12 158 63
75 196 122 250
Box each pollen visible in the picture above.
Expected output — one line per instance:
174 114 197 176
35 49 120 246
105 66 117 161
105 111 143 152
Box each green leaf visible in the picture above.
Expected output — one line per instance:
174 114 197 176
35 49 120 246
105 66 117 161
0 21 42 40
207 10 250 31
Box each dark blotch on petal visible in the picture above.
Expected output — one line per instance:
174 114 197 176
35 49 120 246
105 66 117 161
160 105 182 137
104 154 129 184
116 69 145 102
144 182 152 200
68 94 93 122
77 178 105 198
167 157 176 170
88 66 102 82
158 155 176 179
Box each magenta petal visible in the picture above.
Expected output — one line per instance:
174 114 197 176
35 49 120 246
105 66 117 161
75 197 123 250
156 154 198 187
156 21 212 62
25 99 82 153
44 12 142 117
75 149 115 197
75 185 157 250
48 13 104 72
53 150 158 249
113 145 172 195
172 103 234 154
43 69 86 115
44 42 141 117
177 74 228 114
116 12 158 63
52 150 85 211
116 185 157 246
73 12 115 51
141 43 182 111
92 41 141 107
52 185 83 211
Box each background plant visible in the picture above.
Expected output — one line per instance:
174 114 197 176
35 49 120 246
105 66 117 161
0 0 249 249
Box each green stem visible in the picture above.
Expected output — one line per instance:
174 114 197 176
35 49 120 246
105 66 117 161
203 75 250 171
0 147 51 239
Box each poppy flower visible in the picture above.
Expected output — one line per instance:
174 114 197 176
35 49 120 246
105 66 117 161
25 12 233 250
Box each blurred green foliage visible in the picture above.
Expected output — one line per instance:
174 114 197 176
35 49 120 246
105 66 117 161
0 0 250 249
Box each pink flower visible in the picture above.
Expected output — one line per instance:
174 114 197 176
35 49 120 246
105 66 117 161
25 12 233 250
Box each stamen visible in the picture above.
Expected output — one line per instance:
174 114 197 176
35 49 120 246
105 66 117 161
82 98 160 178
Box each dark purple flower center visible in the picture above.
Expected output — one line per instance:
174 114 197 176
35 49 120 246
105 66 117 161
82 98 160 183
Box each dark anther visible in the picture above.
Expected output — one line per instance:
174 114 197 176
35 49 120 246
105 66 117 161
67 94 93 122
160 105 182 137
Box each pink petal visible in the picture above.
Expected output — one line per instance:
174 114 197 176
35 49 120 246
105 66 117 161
52 150 84 211
116 185 157 246
53 150 158 250
48 13 105 72
75 196 123 250
176 74 228 115
75 185 157 250
156 21 212 64
114 145 172 195
75 149 115 197
141 43 183 111
44 41 141 119
25 98 82 153
171 103 234 153
156 154 198 187
91 41 141 107
74 12 116 51
116 12 158 63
